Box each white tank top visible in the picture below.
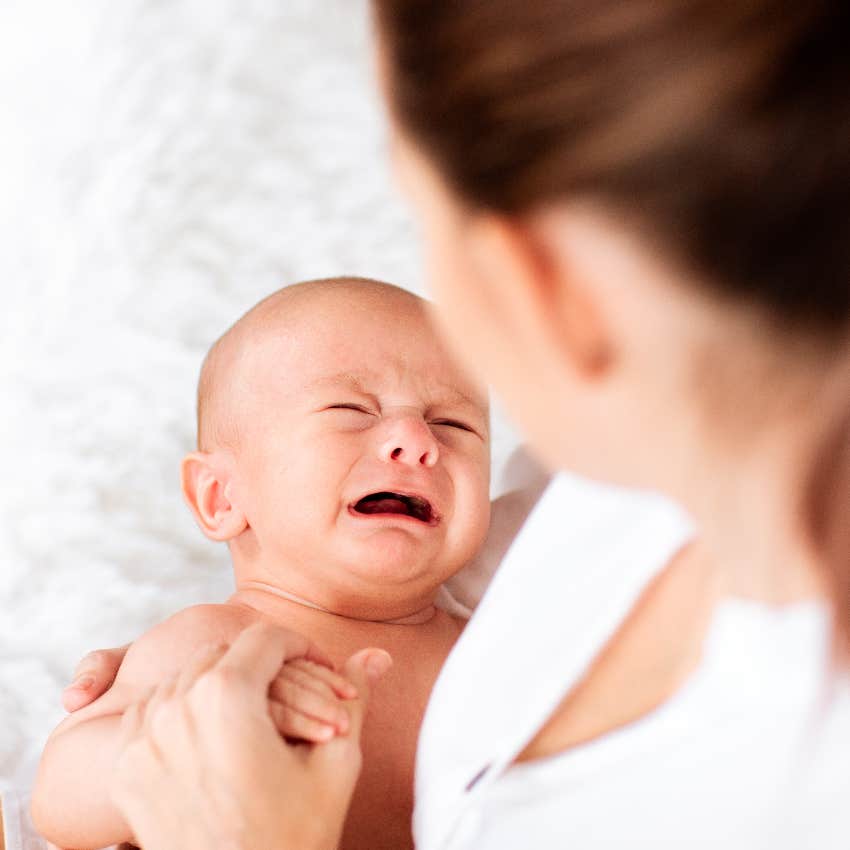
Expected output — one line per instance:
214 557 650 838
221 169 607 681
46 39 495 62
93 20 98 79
414 474 850 849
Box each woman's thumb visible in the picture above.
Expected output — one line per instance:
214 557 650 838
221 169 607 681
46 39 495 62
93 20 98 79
341 649 392 736
347 648 393 683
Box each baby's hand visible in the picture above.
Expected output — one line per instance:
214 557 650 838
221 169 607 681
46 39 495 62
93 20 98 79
267 658 359 742
63 644 130 712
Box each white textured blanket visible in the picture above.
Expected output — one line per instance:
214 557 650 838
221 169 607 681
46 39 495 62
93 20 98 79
0 1 521 791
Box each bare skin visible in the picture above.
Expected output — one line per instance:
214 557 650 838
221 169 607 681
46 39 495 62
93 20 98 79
227 588 464 850
35 279 489 850
37 589 463 850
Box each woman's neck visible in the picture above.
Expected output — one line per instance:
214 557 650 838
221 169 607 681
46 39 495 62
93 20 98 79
681 415 829 606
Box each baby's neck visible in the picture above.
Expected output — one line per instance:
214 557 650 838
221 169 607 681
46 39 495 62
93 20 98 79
236 578 438 625
226 577 458 652
229 552 447 622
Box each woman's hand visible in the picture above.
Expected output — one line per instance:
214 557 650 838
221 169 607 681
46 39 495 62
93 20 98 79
62 638 356 742
111 622 391 850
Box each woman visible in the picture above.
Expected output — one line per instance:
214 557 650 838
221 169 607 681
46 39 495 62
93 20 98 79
57 1 850 847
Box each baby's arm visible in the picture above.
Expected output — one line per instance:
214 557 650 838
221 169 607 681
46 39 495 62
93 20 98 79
33 604 355 849
32 604 254 849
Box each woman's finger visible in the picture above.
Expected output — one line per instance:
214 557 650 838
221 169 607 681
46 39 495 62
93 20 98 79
174 642 230 696
112 725 196 850
207 622 317 709
142 674 180 735
303 649 393 805
62 645 131 712
269 671 349 733
116 694 168 788
286 658 358 699
113 630 366 850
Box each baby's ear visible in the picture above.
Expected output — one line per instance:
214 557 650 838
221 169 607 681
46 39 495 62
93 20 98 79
181 451 247 541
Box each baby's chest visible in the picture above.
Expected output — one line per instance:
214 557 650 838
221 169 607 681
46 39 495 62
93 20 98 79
364 659 437 779
340 680 431 850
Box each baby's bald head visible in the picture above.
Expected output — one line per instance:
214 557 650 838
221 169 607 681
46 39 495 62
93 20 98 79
196 277 433 451
187 276 491 613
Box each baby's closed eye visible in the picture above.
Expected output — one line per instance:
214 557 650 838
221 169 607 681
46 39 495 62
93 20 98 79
327 403 376 415
322 403 378 429
430 419 476 433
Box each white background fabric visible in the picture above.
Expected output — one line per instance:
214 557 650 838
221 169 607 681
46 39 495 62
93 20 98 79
0 0 523 791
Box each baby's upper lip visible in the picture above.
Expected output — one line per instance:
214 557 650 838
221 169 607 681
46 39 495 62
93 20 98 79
349 486 441 525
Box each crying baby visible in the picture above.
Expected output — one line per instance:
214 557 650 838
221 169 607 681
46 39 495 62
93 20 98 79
34 277 493 850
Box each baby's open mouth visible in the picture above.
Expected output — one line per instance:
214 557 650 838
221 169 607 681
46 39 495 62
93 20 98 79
351 492 436 525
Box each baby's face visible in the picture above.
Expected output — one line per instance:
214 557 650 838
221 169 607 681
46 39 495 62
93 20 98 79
226 289 491 614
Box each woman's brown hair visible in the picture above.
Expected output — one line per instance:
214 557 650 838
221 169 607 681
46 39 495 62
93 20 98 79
373 0 850 655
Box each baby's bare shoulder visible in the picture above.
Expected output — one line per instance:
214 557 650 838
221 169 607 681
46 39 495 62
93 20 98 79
51 604 262 733
100 604 259 699
125 603 260 679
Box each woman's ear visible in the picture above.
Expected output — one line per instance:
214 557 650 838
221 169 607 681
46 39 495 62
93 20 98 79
181 452 247 541
466 210 614 380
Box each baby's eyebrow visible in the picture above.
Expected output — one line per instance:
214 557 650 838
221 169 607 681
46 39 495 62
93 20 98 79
427 380 489 413
429 391 491 432
433 387 483 409
302 372 375 394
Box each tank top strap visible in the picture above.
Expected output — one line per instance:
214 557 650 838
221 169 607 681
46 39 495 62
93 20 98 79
415 473 694 849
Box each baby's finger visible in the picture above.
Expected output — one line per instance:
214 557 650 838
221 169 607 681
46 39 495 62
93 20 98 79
287 658 358 699
270 665 336 706
62 645 130 712
269 672 350 733
268 701 338 743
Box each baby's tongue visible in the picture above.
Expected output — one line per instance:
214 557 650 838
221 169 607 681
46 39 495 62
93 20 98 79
359 497 407 515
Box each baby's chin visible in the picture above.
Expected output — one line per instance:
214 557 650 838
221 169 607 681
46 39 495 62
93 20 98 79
335 532 461 588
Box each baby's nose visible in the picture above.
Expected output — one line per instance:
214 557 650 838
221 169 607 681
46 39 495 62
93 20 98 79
379 409 439 468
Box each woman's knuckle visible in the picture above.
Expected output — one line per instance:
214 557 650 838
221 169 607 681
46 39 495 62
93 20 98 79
189 671 218 707
217 664 244 685
194 664 243 706
198 641 229 660
204 665 234 692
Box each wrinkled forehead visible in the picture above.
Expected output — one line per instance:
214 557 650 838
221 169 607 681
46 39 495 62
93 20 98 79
243 298 489 414
303 366 488 414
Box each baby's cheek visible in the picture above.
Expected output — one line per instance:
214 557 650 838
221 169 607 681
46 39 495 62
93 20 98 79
455 483 491 553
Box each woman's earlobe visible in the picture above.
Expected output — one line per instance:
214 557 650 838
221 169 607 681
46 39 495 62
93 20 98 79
181 452 248 541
